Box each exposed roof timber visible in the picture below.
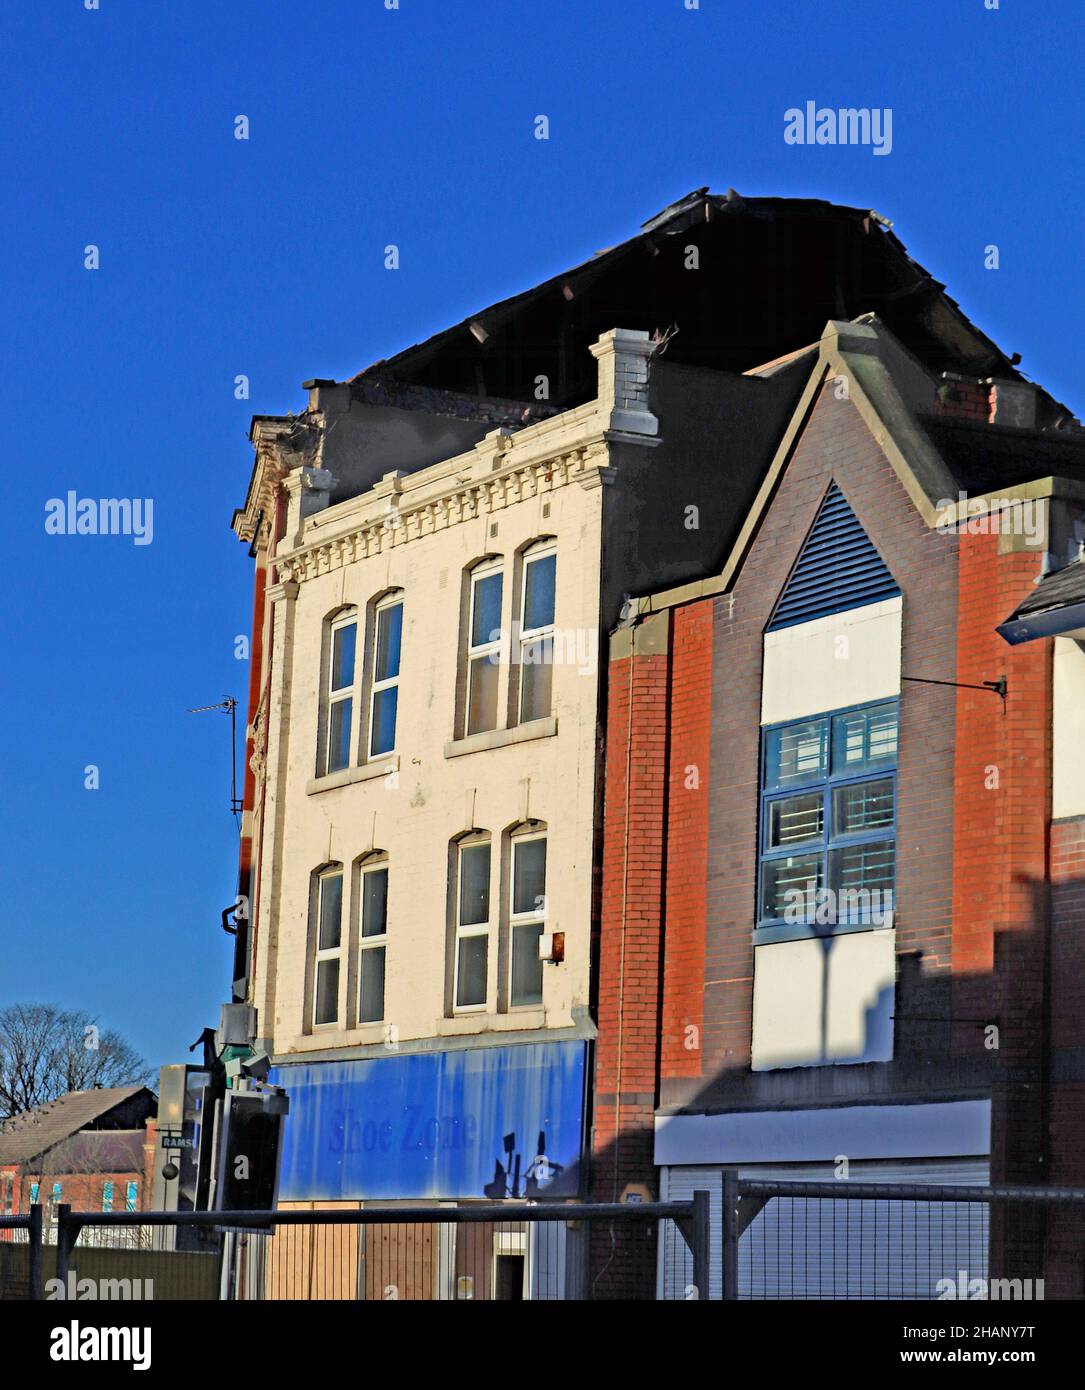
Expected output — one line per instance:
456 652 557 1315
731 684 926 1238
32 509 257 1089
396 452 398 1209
344 188 1063 417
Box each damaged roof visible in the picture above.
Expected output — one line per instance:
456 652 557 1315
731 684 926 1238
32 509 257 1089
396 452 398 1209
347 188 1066 419
920 416 1085 495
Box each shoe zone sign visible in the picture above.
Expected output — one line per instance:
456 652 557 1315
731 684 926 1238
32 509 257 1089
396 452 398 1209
270 1041 587 1201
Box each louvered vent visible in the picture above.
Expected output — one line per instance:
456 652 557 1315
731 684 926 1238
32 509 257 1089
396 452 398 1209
768 482 899 631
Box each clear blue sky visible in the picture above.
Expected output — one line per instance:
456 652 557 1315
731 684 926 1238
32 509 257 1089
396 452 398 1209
1 0 1081 1079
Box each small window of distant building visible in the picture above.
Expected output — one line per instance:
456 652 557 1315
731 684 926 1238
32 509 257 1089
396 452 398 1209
125 1181 138 1212
102 1180 114 1212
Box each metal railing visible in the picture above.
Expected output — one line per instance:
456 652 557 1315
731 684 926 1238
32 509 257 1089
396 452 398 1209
30 1196 708 1301
658 1173 1085 1300
0 1208 42 1300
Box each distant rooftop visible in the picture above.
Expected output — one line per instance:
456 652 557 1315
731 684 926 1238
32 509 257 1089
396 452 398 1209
0 1087 153 1167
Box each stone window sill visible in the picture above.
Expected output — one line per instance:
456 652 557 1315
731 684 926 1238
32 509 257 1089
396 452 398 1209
435 1010 546 1036
444 716 557 760
306 753 399 796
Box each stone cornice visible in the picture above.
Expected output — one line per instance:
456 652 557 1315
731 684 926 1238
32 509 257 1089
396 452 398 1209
232 418 294 546
274 428 616 586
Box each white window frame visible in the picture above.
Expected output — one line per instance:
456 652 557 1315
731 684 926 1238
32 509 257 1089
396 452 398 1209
312 867 344 1028
517 545 556 723
357 860 389 1024
509 831 547 1009
324 611 358 775
453 838 491 1012
368 595 403 759
466 562 504 736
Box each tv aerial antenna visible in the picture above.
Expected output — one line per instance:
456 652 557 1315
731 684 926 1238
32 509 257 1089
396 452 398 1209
188 696 243 822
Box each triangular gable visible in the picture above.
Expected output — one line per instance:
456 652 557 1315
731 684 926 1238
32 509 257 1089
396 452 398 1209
767 481 900 631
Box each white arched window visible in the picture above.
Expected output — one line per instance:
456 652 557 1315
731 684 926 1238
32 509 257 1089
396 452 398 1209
517 543 556 723
465 560 503 735
311 865 344 1027
367 593 403 757
322 610 357 774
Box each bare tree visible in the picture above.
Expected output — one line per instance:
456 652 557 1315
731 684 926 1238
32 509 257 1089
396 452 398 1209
0 1004 150 1118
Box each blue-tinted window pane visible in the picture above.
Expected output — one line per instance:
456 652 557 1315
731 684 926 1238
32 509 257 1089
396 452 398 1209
327 698 352 772
764 718 827 790
829 840 895 907
833 778 894 837
370 686 398 755
375 603 402 682
314 958 340 1025
832 703 898 774
760 853 822 921
318 874 342 951
102 1181 114 1212
456 934 488 1008
459 843 490 926
513 838 546 915
471 572 503 648
767 792 824 849
125 1182 138 1212
362 867 388 938
523 554 556 631
331 622 356 692
511 923 544 1006
359 945 386 1022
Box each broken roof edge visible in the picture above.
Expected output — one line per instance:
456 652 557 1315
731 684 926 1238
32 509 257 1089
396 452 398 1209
342 191 920 385
342 189 1042 399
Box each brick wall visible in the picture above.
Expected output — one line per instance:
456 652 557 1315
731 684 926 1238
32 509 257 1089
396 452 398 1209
695 380 960 1109
935 378 993 424
590 629 670 1297
660 603 713 1082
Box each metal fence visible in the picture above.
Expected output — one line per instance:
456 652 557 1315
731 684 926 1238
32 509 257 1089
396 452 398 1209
7 1179 1082 1299
659 1174 1085 1300
1 1197 706 1301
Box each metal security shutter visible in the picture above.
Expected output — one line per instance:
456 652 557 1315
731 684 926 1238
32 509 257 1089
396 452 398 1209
660 1160 989 1301
767 482 900 631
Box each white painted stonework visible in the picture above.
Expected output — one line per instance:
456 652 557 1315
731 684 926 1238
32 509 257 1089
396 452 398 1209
760 596 902 726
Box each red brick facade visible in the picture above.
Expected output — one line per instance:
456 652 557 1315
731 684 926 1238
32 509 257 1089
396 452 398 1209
592 375 1085 1295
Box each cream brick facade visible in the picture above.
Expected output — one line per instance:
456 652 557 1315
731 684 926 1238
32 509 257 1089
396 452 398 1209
235 329 661 1062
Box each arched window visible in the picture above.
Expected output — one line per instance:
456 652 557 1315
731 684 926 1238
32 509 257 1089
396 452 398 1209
311 864 344 1027
321 609 358 775
367 592 403 758
355 854 389 1023
516 542 556 723
465 560 504 736
453 833 492 1010
508 824 547 1007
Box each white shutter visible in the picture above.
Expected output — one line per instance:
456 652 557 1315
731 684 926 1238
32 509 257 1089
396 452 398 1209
660 1159 989 1300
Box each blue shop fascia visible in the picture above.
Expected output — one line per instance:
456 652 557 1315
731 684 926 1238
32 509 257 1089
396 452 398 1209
269 1036 590 1203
